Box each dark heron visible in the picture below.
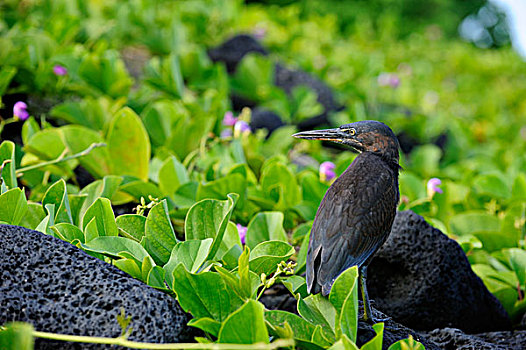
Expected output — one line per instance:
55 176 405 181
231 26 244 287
293 120 400 323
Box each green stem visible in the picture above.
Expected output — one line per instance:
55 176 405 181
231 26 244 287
15 142 106 175
32 331 293 349
0 118 18 135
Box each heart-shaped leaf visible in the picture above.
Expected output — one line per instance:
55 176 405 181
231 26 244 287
185 193 238 260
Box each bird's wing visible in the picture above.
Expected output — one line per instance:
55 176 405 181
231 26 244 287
306 165 397 295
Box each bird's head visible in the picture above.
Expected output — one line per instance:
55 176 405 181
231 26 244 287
293 120 400 164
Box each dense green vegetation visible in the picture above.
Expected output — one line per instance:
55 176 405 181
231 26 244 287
0 0 525 348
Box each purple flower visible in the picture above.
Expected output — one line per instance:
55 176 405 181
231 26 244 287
253 27 267 40
427 177 443 197
234 120 251 137
377 73 400 88
319 161 336 182
13 101 29 121
237 224 247 245
222 111 238 126
53 65 68 76
220 129 232 139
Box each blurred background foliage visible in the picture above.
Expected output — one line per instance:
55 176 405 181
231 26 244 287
0 0 525 324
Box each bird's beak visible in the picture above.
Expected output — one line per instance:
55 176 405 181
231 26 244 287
293 128 346 142
293 128 363 152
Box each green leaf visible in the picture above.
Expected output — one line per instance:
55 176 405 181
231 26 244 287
246 211 288 249
21 117 40 146
117 178 163 202
506 248 526 287
116 214 146 241
185 193 238 260
114 258 142 280
360 323 384 350
238 246 252 299
52 223 85 243
0 66 17 96
35 203 55 236
50 97 116 131
230 53 274 101
187 318 221 337
265 310 319 345
62 125 111 178
68 194 87 227
329 266 359 342
107 107 150 181
473 174 511 199
158 155 189 196
282 275 309 299
449 211 501 236
0 140 17 189
82 197 118 237
388 335 425 350
220 244 243 270
409 144 442 178
196 173 247 205
0 188 28 226
328 335 359 350
217 221 243 260
79 176 122 225
171 264 243 321
144 53 185 98
18 203 46 230
144 199 177 265
81 236 153 266
147 266 166 288
217 300 269 344
42 179 73 224
142 100 188 148
0 322 34 350
163 238 213 288
260 162 301 210
249 240 295 275
78 50 132 98
297 294 337 341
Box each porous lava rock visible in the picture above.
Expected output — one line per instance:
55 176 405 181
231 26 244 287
208 34 342 129
356 304 441 350
426 328 526 350
274 63 340 129
0 225 193 349
260 285 441 350
367 210 511 333
207 34 268 73
249 108 285 135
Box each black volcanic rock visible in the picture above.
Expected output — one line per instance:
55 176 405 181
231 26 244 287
261 287 441 349
250 108 285 135
207 34 268 73
0 225 193 349
426 328 526 350
207 35 343 130
274 63 341 129
368 210 511 333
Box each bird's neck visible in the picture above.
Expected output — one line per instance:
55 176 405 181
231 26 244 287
363 151 401 174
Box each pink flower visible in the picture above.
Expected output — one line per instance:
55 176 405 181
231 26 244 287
53 65 68 76
222 111 238 126
427 178 443 197
253 27 267 40
319 161 336 182
237 224 247 245
234 120 251 137
377 73 400 88
13 101 29 121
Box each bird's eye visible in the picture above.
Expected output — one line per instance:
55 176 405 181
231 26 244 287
348 128 356 135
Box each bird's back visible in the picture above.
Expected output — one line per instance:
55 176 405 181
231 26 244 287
306 152 399 295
